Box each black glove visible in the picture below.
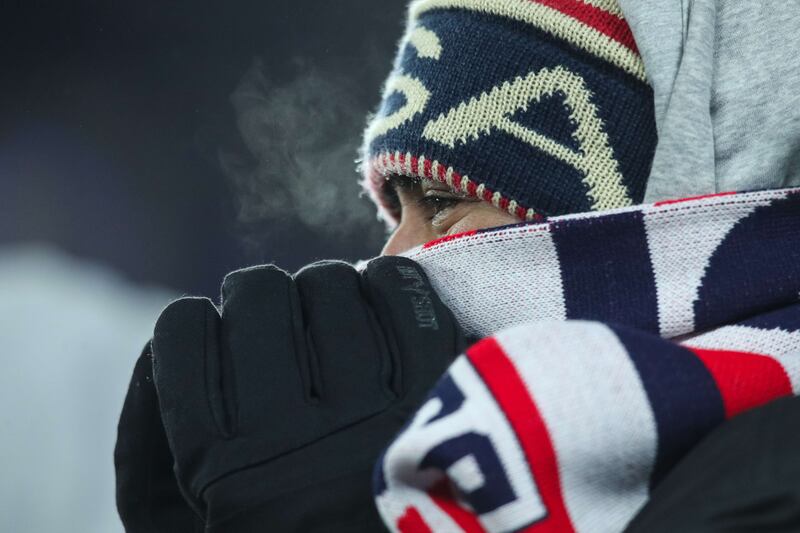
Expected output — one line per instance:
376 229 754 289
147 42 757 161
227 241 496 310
115 343 204 533
151 257 465 532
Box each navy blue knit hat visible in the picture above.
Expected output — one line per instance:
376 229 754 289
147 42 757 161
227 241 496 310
362 0 657 224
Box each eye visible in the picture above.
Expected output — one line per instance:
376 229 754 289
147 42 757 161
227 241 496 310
418 190 481 230
418 194 462 218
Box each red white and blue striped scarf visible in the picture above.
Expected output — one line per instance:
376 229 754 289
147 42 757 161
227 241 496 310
374 188 800 532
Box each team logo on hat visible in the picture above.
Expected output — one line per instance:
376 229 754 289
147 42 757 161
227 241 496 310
363 0 656 223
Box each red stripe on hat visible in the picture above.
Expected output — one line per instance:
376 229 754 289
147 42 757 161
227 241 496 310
689 348 793 419
437 162 448 181
532 0 639 53
467 338 576 532
397 506 433 533
429 481 487 532
410 155 419 174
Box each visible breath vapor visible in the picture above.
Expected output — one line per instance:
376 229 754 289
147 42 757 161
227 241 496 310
220 58 384 245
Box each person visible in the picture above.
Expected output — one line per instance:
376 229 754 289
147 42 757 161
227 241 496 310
115 0 800 531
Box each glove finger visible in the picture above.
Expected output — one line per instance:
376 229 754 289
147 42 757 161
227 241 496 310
294 261 393 417
362 256 465 401
115 343 203 533
152 297 228 487
220 265 310 437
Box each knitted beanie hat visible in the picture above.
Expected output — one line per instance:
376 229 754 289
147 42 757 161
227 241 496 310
361 0 657 224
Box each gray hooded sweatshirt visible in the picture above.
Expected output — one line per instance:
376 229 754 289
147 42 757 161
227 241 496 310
617 0 800 202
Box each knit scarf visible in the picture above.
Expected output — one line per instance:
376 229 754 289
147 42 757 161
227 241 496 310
374 187 800 532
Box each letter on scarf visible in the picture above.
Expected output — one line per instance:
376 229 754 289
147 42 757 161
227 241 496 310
374 319 800 532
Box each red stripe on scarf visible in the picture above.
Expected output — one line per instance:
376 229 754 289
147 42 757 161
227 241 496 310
690 348 793 419
397 506 433 533
467 338 576 532
430 480 487 532
654 191 738 207
531 0 639 53
423 230 479 249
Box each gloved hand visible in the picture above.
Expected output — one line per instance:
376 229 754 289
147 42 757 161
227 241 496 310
151 257 465 532
115 344 204 533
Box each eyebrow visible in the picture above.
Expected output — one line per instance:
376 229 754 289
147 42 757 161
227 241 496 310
386 174 421 191
384 174 468 207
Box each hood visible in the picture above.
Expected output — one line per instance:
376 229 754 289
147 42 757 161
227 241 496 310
617 0 800 202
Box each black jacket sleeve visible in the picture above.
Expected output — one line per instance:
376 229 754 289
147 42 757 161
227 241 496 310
625 395 800 533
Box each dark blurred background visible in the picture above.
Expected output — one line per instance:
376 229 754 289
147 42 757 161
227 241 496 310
0 2 405 531
1 0 405 297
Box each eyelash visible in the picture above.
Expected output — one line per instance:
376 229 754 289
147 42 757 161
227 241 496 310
383 176 475 225
418 195 462 219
